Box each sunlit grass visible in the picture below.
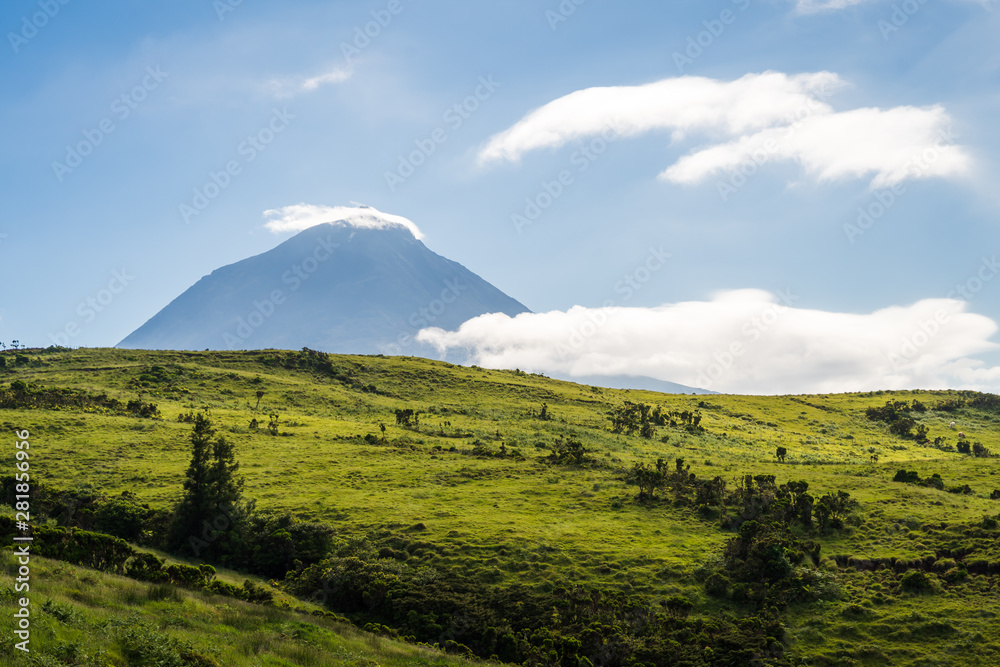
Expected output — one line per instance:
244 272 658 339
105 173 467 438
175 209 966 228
2 347 999 664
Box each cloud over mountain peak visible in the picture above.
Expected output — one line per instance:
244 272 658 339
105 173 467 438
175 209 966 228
263 203 425 240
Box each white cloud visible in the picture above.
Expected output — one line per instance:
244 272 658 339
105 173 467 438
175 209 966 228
479 72 841 163
793 0 992 12
479 71 971 190
262 203 425 239
264 66 352 98
416 290 1000 394
793 0 868 12
661 105 969 188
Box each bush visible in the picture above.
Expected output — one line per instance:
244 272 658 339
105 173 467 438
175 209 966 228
115 621 192 667
704 573 730 598
35 526 134 573
126 553 167 583
663 596 694 618
41 599 81 624
239 579 274 605
206 580 242 598
943 568 968 584
901 570 932 592
94 493 153 541
165 563 207 588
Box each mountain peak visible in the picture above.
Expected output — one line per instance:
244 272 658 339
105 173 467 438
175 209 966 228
263 203 425 240
118 215 528 355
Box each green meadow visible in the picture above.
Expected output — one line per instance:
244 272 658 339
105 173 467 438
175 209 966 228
2 347 1000 665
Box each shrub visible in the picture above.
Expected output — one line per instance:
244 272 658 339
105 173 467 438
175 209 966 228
704 573 730 598
41 599 81 624
943 568 968 584
126 553 167 583
115 621 191 667
94 493 153 541
663 596 694 618
206 580 242 598
239 579 274 605
901 570 932 592
35 526 134 573
548 436 587 465
164 563 207 588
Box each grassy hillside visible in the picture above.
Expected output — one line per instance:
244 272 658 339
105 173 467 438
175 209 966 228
0 548 493 666
2 347 1000 665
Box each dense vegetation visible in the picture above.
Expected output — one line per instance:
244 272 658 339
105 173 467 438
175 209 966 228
2 347 1000 665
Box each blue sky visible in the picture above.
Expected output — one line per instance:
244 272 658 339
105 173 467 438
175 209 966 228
2 0 999 393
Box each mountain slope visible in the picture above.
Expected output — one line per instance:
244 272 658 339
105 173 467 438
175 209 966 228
118 221 529 354
4 347 1000 666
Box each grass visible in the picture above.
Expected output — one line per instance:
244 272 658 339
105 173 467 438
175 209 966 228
0 549 496 666
2 346 1000 664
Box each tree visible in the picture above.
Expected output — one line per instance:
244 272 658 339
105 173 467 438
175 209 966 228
608 401 662 438
888 417 916 438
632 459 668 499
550 437 586 465
775 447 787 463
395 408 418 427
167 413 246 558
815 491 852 533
